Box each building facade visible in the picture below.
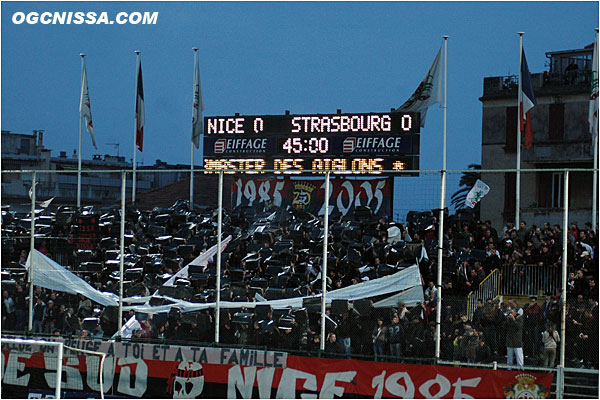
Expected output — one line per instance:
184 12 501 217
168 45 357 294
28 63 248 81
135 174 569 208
1 130 152 210
479 43 595 229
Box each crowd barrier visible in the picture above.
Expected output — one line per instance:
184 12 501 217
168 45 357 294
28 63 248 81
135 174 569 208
501 263 562 297
466 269 500 320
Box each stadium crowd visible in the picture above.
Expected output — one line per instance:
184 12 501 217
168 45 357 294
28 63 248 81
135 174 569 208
1 200 598 368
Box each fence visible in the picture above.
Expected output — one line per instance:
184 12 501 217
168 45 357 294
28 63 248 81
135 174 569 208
1 166 598 377
466 268 500 320
501 263 562 297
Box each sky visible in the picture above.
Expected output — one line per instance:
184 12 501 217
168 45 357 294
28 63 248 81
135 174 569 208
1 1 598 217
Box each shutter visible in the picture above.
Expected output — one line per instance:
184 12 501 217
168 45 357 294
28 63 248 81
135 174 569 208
505 107 518 152
548 103 564 140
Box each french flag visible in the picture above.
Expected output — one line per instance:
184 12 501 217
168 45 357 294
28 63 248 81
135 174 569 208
520 48 537 149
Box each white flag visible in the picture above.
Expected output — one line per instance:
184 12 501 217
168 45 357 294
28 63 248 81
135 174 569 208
192 50 205 149
28 186 54 208
396 45 443 127
590 30 599 137
79 59 96 149
465 179 490 208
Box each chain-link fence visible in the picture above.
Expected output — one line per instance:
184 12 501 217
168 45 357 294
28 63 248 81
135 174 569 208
1 167 597 375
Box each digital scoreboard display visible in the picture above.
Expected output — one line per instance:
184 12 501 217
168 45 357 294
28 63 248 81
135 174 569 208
202 111 420 175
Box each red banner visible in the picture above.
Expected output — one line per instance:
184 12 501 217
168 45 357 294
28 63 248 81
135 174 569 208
231 177 393 216
2 344 553 398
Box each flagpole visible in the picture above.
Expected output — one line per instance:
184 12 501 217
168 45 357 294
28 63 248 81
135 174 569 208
516 33 524 228
77 54 85 209
132 50 140 204
320 171 331 352
118 170 126 337
592 29 599 229
215 170 223 343
190 47 198 210
28 172 36 332
435 36 448 361
559 170 569 368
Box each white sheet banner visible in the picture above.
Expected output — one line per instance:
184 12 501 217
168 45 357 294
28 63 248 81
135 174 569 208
26 249 119 306
124 265 422 313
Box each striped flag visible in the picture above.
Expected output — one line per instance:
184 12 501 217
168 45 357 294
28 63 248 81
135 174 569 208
135 58 145 151
192 50 204 149
79 58 97 149
590 30 599 138
520 48 537 149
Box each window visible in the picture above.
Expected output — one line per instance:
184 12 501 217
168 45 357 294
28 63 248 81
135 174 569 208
551 172 563 208
548 104 564 140
20 138 29 153
537 171 563 208
505 106 517 152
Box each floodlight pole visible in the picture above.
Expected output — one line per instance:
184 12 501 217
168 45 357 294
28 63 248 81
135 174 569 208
215 170 223 343
320 171 331 351
28 172 37 332
435 35 448 361
118 170 126 336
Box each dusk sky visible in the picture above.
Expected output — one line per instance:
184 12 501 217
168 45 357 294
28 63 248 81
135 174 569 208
1 1 597 217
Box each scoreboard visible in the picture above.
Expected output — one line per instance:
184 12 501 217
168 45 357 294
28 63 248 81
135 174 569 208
202 112 420 175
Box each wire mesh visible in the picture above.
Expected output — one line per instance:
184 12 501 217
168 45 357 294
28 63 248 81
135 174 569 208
0 167 597 372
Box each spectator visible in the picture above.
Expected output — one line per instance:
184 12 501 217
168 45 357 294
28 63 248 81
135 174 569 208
2 290 16 331
523 296 543 358
459 322 479 363
14 284 27 332
475 337 492 364
324 332 344 355
43 300 58 334
55 304 67 333
372 318 386 357
505 308 524 368
32 297 46 334
63 307 80 335
405 316 426 357
77 294 92 318
541 324 560 367
387 315 404 358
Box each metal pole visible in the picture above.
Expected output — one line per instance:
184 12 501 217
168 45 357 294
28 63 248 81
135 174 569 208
559 170 569 368
516 32 524 228
56 342 63 399
435 35 448 361
556 365 564 399
592 28 599 231
28 171 36 332
190 47 198 210
77 54 85 209
118 171 126 336
190 144 194 209
215 170 223 343
593 133 598 228
320 172 331 351
132 51 140 204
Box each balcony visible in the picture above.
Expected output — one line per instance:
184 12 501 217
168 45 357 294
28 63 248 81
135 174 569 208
481 70 591 100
